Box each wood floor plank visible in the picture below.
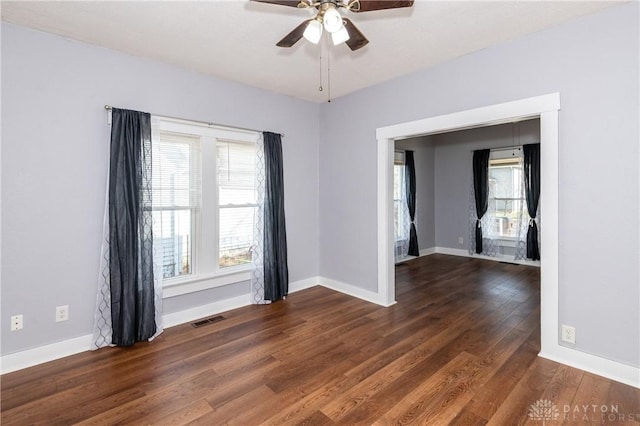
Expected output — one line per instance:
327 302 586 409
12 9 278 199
2 254 638 425
371 351 479 425
464 339 540 421
261 372 360 425
449 407 489 425
150 398 214 425
606 381 640 424
561 373 613 425
538 364 584 418
75 368 221 425
485 356 560 425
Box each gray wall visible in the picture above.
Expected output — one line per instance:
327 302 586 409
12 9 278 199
395 136 435 250
1 24 320 355
432 120 539 252
319 3 639 367
2 3 638 370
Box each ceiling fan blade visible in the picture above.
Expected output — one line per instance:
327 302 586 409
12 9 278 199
276 19 312 47
349 0 414 12
252 0 309 8
342 18 369 51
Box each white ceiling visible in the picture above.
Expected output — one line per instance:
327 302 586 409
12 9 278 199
1 0 626 103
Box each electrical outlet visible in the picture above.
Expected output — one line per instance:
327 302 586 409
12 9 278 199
56 305 69 322
458 237 464 245
561 324 576 344
11 314 23 331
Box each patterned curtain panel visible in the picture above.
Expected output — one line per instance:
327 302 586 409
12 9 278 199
251 134 269 304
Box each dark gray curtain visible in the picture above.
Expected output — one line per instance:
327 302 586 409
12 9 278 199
404 151 419 256
473 149 491 254
523 143 541 260
109 108 156 346
263 132 289 301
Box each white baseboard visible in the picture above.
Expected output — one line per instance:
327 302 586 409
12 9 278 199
320 277 387 306
289 276 321 293
162 293 250 329
395 247 435 264
4 274 637 390
419 247 436 257
0 334 94 375
539 347 640 388
0 277 320 375
434 246 541 267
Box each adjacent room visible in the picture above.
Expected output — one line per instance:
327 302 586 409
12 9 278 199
1 0 639 424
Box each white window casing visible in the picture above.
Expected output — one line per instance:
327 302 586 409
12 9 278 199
151 117 259 298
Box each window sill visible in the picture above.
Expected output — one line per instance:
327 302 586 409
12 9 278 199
162 269 251 298
494 237 517 247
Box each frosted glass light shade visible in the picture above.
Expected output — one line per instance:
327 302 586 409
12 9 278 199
323 7 342 33
331 25 350 45
303 20 323 44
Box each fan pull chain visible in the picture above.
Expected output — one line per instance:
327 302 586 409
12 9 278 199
318 51 323 92
327 49 332 103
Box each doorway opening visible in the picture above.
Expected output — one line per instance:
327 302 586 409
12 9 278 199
393 119 541 266
376 93 559 357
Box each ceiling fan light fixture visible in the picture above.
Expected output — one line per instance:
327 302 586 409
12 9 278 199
303 19 323 44
331 24 350 45
323 6 343 33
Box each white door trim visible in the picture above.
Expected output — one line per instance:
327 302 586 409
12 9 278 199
376 93 560 311
375 93 640 388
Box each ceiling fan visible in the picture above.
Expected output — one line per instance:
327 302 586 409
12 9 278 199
253 0 414 51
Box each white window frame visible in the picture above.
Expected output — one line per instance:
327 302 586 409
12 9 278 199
214 138 259 275
153 117 259 298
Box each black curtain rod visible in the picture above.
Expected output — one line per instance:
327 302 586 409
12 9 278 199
104 105 284 138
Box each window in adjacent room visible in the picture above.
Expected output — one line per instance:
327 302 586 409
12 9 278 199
393 151 408 242
151 118 259 287
488 151 527 239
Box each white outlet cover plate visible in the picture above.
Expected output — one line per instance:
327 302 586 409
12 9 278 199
56 306 69 322
561 324 576 344
11 314 23 331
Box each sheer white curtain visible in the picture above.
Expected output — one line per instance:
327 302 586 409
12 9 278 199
514 153 538 261
394 151 410 262
469 148 528 258
511 153 527 260
251 134 270 304
92 174 113 349
150 117 164 339
468 179 499 257
468 147 542 262
468 150 498 257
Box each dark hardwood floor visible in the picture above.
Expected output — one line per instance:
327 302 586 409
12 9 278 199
2 254 639 425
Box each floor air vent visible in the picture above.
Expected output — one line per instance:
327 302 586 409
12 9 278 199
192 315 225 328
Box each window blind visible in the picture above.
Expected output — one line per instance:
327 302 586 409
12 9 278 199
216 140 257 268
152 131 201 210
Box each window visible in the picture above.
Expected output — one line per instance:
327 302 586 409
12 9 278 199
217 140 256 268
393 151 407 242
488 151 527 238
151 118 259 292
152 131 201 280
